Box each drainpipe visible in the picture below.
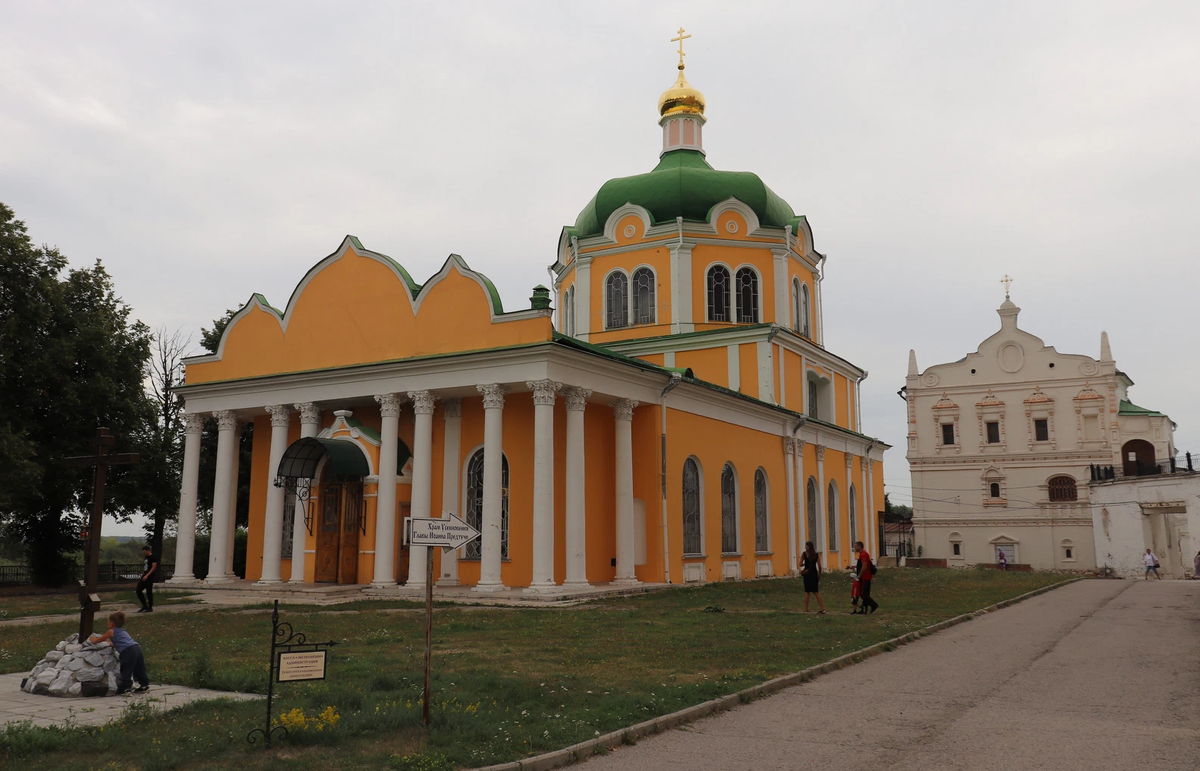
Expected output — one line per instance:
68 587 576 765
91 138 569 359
660 372 683 583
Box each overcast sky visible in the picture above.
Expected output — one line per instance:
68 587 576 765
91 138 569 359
3 2 1199 535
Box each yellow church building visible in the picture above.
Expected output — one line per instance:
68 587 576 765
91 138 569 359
169 42 888 596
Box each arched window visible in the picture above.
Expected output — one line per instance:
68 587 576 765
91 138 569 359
800 283 811 338
563 285 575 337
735 267 759 323
682 458 702 556
989 482 1001 499
791 278 802 333
720 463 738 554
463 448 509 560
707 266 732 322
849 484 858 548
1048 475 1078 502
753 469 769 553
806 478 818 546
631 267 655 325
827 482 839 552
808 381 819 420
605 271 629 329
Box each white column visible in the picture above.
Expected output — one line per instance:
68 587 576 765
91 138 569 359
846 454 856 551
206 410 238 584
772 248 789 326
563 388 592 587
406 390 437 590
473 384 508 592
255 405 291 584
815 444 827 568
866 458 876 557
611 398 639 585
168 413 204 583
288 403 321 583
575 261 591 341
372 393 402 587
225 438 239 578
525 380 561 593
438 399 463 586
784 437 797 574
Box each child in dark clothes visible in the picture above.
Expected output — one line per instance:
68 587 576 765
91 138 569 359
88 611 150 694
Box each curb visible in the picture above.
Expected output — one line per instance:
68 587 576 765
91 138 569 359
474 577 1083 771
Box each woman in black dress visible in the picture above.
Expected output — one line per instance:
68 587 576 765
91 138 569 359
801 540 825 613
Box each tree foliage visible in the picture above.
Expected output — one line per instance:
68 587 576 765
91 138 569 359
0 203 153 583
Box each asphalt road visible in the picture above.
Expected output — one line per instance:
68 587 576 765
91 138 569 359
581 579 1200 771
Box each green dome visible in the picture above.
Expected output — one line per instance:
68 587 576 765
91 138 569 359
566 149 804 240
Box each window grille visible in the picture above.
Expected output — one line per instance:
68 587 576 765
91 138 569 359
808 381 819 420
792 278 802 333
683 458 702 555
1047 475 1077 502
801 284 811 338
754 469 769 553
986 421 1000 444
631 268 655 325
735 268 758 323
806 478 818 544
281 492 295 559
721 463 738 553
707 266 731 322
606 272 629 329
463 450 509 559
827 483 838 552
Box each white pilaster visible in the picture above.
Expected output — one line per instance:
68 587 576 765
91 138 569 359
670 242 694 334
772 248 789 327
784 437 797 574
256 405 291 584
866 458 876 557
372 393 403 587
846 454 856 550
225 438 239 578
406 390 437 589
794 439 806 551
525 380 561 593
438 399 463 586
611 398 640 585
563 388 592 587
575 261 591 341
168 413 204 583
727 345 740 391
289 402 321 583
757 340 775 404
474 384 509 593
815 444 827 568
206 410 238 584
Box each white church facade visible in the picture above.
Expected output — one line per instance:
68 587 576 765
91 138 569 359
904 293 1177 571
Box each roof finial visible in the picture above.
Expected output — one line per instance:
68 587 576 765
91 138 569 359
1000 273 1013 299
671 27 691 70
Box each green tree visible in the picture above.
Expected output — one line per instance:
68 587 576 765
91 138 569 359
883 493 913 523
0 203 153 584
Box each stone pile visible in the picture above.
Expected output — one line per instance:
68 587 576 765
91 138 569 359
19 633 120 697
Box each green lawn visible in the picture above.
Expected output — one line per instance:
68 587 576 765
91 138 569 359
0 590 201 620
0 569 1072 770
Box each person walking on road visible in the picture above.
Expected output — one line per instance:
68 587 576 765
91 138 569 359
137 545 158 612
800 541 825 614
1143 548 1162 580
856 541 879 614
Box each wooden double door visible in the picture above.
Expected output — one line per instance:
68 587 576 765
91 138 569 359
314 474 364 584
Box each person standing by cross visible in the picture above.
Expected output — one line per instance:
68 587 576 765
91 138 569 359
65 427 139 639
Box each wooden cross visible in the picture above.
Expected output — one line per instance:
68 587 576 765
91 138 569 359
1000 274 1013 298
65 428 139 639
672 27 691 67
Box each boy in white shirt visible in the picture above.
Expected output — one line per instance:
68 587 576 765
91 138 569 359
1143 549 1161 580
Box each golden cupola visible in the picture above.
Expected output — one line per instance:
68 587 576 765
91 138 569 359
658 28 706 156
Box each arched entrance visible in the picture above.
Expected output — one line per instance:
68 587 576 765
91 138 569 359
1121 439 1156 477
277 437 369 584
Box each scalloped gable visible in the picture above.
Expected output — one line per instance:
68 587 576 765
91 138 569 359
185 236 551 385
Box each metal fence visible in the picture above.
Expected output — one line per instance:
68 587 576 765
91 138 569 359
0 563 175 586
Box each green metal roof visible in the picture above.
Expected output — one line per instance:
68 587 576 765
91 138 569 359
565 149 806 240
1118 400 1167 418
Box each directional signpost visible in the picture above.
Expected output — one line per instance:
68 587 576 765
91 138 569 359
409 512 480 727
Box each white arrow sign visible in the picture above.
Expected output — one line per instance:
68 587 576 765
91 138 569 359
409 512 480 552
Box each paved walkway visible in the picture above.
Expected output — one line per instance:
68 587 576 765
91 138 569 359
582 580 1200 771
0 672 260 728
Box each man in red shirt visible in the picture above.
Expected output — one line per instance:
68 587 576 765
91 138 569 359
855 541 879 614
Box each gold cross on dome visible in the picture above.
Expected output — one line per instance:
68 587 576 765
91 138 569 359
671 27 691 67
1000 274 1013 298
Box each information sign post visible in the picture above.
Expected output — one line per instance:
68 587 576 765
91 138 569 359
408 513 480 727
247 600 338 747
